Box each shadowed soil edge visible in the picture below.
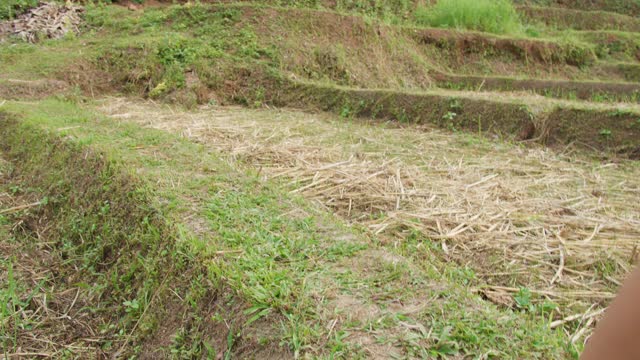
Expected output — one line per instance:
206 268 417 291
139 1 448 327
233 74 640 158
0 112 289 358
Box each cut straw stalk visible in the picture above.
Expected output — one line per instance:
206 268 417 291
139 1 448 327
0 201 41 215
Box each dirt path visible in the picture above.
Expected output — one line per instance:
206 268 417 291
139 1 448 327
98 97 640 348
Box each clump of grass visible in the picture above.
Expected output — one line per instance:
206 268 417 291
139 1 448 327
415 0 523 35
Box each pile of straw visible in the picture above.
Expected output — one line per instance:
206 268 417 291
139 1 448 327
0 2 84 43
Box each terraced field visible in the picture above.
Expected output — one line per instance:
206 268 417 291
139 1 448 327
1 0 639 358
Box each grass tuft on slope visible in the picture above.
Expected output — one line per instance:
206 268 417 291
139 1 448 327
415 0 523 34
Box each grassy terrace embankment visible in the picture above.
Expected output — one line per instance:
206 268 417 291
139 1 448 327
2 3 639 156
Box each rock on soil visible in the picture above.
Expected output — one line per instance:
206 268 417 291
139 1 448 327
0 2 84 43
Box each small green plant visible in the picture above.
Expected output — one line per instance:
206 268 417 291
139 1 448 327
609 109 631 117
9 185 21 195
149 82 168 98
524 25 540 38
224 328 238 360
157 39 197 67
396 108 409 122
415 0 523 35
443 111 457 121
599 129 612 137
123 299 141 315
340 103 352 118
430 326 459 357
448 98 463 112
170 328 211 358
443 111 458 131
514 287 532 310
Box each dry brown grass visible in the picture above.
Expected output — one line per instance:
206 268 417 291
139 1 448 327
99 97 640 323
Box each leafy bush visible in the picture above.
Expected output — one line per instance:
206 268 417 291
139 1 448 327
415 0 523 35
0 0 38 20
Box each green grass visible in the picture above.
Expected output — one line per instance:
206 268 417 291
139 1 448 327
415 0 523 34
0 0 38 20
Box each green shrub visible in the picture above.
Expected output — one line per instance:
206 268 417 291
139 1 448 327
415 0 523 35
0 0 38 20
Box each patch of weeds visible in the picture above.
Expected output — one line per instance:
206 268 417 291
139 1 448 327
564 43 596 67
312 46 351 83
429 326 459 357
0 0 38 20
9 184 22 195
514 287 533 310
513 288 558 317
251 86 266 108
443 111 458 131
167 5 274 62
149 82 168 98
123 299 141 316
591 93 610 103
154 37 200 89
542 89 556 99
1 258 20 351
157 39 197 67
395 108 409 122
370 102 385 118
340 103 352 118
564 91 577 101
448 98 463 112
599 128 612 138
443 111 457 122
170 327 213 359
608 109 632 117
